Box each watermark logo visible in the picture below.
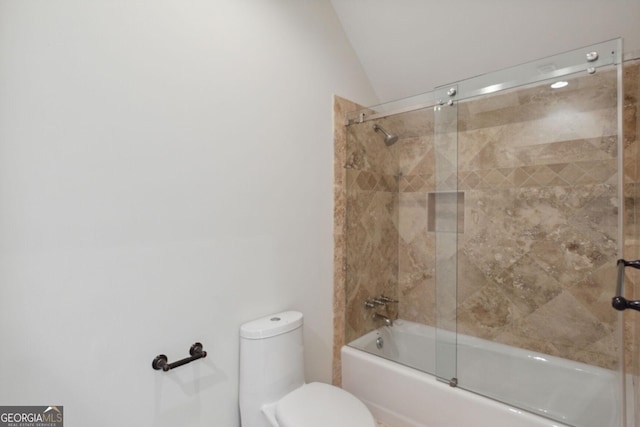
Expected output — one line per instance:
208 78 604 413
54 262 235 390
0 406 63 427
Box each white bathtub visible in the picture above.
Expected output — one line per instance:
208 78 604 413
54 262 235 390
342 320 620 427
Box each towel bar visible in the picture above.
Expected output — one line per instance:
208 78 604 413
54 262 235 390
612 259 640 312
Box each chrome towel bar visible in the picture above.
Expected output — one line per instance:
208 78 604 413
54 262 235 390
152 342 207 372
612 259 640 312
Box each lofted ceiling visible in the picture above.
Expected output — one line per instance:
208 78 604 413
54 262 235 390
331 0 640 104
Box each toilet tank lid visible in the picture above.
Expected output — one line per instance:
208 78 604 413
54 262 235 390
240 311 303 339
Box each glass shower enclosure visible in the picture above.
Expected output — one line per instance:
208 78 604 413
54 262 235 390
344 39 629 426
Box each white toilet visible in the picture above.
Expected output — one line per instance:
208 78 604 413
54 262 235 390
239 311 375 427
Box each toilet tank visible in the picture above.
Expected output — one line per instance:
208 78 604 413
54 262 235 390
239 311 305 427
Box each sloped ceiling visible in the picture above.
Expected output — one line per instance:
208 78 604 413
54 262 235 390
331 0 640 103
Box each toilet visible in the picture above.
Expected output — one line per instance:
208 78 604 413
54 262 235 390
239 311 375 427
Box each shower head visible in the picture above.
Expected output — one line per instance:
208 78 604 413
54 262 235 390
373 124 399 146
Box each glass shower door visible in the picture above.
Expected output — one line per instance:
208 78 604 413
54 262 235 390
444 39 624 427
433 83 459 384
342 37 630 427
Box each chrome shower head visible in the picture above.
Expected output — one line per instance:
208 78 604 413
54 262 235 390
373 124 399 146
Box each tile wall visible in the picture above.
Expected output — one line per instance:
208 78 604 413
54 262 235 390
334 60 640 384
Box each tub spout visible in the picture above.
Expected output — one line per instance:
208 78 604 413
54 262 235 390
373 312 393 327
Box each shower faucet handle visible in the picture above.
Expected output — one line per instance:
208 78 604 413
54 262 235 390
364 298 385 308
378 295 399 304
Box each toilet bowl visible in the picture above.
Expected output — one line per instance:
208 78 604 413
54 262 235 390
239 311 375 427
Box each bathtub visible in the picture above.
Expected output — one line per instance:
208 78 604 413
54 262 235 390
342 320 620 427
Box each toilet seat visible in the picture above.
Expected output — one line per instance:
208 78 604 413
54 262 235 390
275 382 375 427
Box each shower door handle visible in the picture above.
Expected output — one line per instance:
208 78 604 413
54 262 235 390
612 259 640 312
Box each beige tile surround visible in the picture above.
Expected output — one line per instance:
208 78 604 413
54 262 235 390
334 60 640 386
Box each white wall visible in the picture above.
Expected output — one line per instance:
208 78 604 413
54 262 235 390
0 1 377 426
332 0 640 102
